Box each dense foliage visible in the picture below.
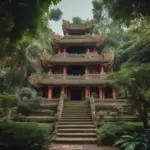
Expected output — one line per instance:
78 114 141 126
0 121 54 150
98 122 150 147
102 0 150 24
0 0 61 56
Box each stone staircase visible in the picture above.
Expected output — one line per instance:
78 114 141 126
54 101 97 144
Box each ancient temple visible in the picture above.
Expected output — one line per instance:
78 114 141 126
29 19 116 100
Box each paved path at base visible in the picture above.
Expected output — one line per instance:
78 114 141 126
49 144 119 150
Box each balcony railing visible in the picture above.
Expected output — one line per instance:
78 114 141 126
29 72 109 86
55 52 100 58
43 73 107 80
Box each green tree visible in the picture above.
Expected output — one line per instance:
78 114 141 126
49 8 62 21
102 0 150 24
92 0 124 49
109 64 150 128
72 17 89 24
0 94 18 120
0 0 61 57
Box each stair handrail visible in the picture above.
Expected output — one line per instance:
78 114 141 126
55 93 64 121
87 96 96 121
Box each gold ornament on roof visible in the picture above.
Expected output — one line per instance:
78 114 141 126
53 32 62 40
40 49 51 60
29 73 41 87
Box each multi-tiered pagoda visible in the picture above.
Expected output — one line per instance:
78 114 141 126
29 19 116 100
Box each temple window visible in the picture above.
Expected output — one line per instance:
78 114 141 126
68 65 84 75
104 87 113 99
67 46 86 54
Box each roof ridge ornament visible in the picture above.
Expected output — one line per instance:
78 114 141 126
53 32 62 40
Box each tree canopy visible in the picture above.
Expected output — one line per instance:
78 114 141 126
102 0 150 24
0 0 61 56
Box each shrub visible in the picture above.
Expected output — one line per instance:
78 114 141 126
19 87 37 101
115 129 150 150
97 122 144 146
0 94 18 120
91 92 98 98
17 97 41 116
96 111 107 121
0 121 54 150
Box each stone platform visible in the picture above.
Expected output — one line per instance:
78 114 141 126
49 144 119 150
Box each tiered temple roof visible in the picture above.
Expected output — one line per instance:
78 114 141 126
62 19 94 35
51 34 105 53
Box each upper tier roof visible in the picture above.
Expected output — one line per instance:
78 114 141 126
51 33 105 53
62 19 94 35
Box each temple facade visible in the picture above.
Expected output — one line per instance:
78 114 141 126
29 19 116 100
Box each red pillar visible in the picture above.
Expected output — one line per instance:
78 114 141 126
63 66 67 75
58 49 61 54
64 48 66 53
85 87 89 97
112 88 116 99
86 48 90 53
100 67 104 73
61 87 65 93
99 87 103 99
88 88 90 96
48 87 52 99
49 67 52 73
103 88 105 99
85 66 88 74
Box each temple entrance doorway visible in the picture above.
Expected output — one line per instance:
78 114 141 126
52 87 61 98
68 65 85 75
105 87 112 99
69 87 83 101
67 46 86 54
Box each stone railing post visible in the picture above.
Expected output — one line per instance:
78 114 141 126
87 96 96 122
55 94 64 121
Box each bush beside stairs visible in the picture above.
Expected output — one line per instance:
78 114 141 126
54 101 97 144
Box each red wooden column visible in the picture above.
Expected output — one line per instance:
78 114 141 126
58 49 61 54
86 48 89 53
48 87 52 99
63 66 67 75
49 67 52 73
85 66 88 74
88 88 91 97
99 87 103 100
100 67 104 73
64 48 66 53
102 88 105 99
61 87 65 93
112 88 116 99
85 87 89 97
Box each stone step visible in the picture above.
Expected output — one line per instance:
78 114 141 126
26 116 55 122
56 133 97 137
61 116 92 119
62 112 91 114
40 104 58 109
63 107 89 110
63 109 91 113
60 118 93 122
62 114 91 117
32 109 55 115
57 128 96 133
64 104 90 108
63 110 90 112
54 137 97 144
58 121 94 125
57 124 95 129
